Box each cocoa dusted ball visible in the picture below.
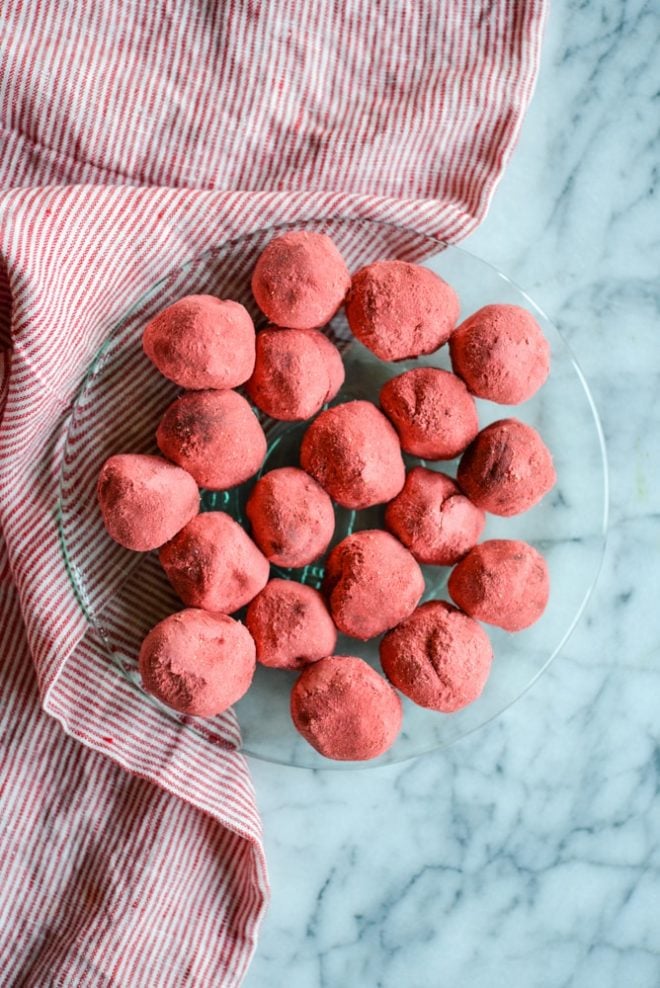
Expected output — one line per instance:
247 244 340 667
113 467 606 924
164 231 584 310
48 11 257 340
246 579 337 669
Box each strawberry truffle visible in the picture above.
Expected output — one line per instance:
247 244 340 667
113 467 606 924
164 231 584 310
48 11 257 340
159 512 269 613
385 467 485 565
380 367 479 460
246 467 335 568
448 539 550 631
246 328 344 421
252 231 350 329
246 579 337 669
323 530 424 639
457 418 556 516
450 304 550 404
156 389 267 490
300 400 405 509
345 260 459 361
380 600 493 712
142 295 256 390
139 608 256 717
97 453 199 551
290 656 402 760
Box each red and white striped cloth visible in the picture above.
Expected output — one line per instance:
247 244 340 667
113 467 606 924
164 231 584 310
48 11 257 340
0 2 546 984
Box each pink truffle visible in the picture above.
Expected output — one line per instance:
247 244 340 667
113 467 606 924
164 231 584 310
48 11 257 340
380 367 479 460
457 418 556 516
323 530 424 639
139 608 256 717
156 389 267 490
246 328 345 421
159 512 269 613
97 453 199 551
448 539 550 631
450 304 550 404
252 231 350 329
142 295 256 390
300 400 405 509
246 467 335 568
385 467 485 565
290 656 403 760
345 260 459 361
246 579 337 669
380 600 493 712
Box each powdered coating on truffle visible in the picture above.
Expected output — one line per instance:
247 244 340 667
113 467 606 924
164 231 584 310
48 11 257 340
345 260 460 361
246 579 337 669
323 530 424 640
448 539 550 631
139 608 256 717
385 467 485 565
156 389 267 490
380 600 493 712
450 303 550 404
380 367 479 460
97 453 199 551
159 512 269 613
290 655 403 760
246 328 345 421
457 418 556 516
142 295 256 390
246 467 335 568
300 400 405 509
252 231 350 329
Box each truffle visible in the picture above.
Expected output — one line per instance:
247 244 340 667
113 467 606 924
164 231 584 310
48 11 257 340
142 295 256 390
290 655 403 760
450 303 550 404
323 530 424 639
384 467 485 565
345 260 459 361
156 389 267 490
457 418 556 516
380 367 479 460
380 600 493 712
252 231 350 329
300 400 405 509
246 327 344 421
448 539 550 631
139 608 256 717
246 579 337 669
97 453 199 551
159 512 269 613
246 467 335 568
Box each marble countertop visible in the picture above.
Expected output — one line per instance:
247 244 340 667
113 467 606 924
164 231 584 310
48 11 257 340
245 3 660 985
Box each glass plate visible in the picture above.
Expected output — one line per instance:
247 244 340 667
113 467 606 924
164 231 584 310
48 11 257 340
58 217 608 769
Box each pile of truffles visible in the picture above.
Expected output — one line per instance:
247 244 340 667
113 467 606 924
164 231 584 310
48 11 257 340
98 230 555 762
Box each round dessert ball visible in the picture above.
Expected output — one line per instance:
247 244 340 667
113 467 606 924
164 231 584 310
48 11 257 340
156 389 267 490
380 600 493 712
300 400 405 509
159 512 269 613
142 295 256 390
97 453 199 551
385 467 485 565
246 327 345 421
448 539 550 631
252 231 350 329
323 530 424 639
457 417 556 516
450 303 550 404
380 367 479 459
345 260 459 361
246 467 335 568
139 608 256 717
246 579 337 669
290 656 402 760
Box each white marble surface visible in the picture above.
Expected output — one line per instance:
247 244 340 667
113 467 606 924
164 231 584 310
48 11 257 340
244 3 660 985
